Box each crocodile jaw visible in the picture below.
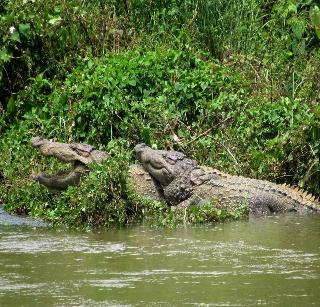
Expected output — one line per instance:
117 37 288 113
134 144 174 187
31 136 107 191
32 163 89 191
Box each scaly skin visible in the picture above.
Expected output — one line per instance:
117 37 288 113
31 136 108 164
31 136 107 191
134 143 320 215
31 137 163 199
128 165 163 200
31 162 88 191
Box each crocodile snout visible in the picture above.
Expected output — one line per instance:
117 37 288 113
31 136 47 148
134 143 150 162
134 143 147 154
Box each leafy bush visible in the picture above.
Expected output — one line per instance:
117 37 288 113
35 153 134 228
6 47 239 146
0 0 130 117
1 144 138 227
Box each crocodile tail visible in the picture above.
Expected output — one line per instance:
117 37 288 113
279 183 320 212
205 167 320 212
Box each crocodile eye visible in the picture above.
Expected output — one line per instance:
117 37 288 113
151 161 162 169
166 158 176 165
149 157 165 169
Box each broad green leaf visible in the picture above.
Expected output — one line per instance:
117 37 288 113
0 49 11 62
143 89 151 97
291 20 305 40
48 16 62 26
310 5 320 39
287 3 297 13
18 23 31 38
128 80 136 86
157 95 166 103
10 31 20 43
6 96 16 114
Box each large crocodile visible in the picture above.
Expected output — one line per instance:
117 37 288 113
134 143 320 215
31 137 163 200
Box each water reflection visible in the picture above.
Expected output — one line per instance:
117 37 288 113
0 214 319 306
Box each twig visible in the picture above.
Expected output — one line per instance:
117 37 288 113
301 158 319 187
184 127 212 146
220 142 239 165
183 116 232 146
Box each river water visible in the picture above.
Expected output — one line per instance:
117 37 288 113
0 208 319 306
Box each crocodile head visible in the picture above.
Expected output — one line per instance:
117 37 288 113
134 144 208 205
134 144 195 185
134 144 206 204
31 136 107 191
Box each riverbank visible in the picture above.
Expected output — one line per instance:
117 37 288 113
0 1 319 227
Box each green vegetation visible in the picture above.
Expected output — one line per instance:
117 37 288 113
0 0 319 228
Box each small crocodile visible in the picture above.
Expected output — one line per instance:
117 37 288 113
134 143 320 215
31 137 163 200
31 136 108 191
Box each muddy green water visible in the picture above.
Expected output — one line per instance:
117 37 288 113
0 211 319 306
